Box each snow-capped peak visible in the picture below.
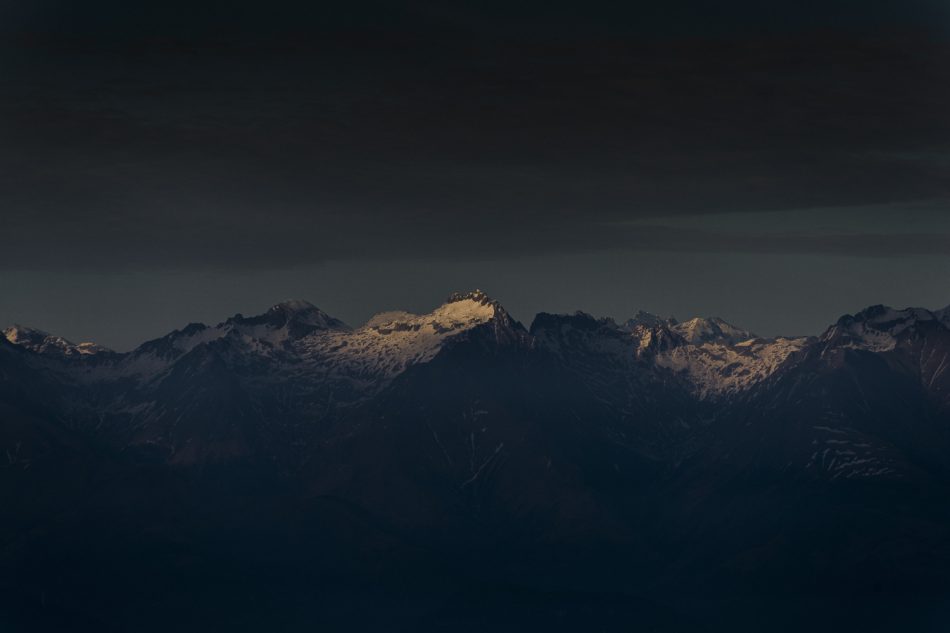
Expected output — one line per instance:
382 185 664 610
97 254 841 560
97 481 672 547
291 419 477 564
652 333 810 399
445 288 496 307
126 301 349 370
617 314 806 398
353 290 508 348
670 316 754 345
844 304 936 328
360 298 496 336
621 310 671 331
263 299 348 327
223 300 349 341
822 304 943 352
355 290 509 336
529 309 801 399
295 290 527 389
437 289 520 331
262 299 349 331
2 324 111 357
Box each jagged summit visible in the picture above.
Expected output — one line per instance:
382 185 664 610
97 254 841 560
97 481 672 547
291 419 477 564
11 295 950 403
620 311 752 345
129 301 349 364
227 299 349 334
823 304 946 352
622 310 672 330
439 289 521 327
835 304 936 329
445 289 495 306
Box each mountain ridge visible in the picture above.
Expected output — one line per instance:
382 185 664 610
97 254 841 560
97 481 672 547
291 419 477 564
4 290 950 630
19 291 942 360
6 292 948 403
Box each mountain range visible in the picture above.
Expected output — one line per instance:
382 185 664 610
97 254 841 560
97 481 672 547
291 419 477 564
3 290 950 632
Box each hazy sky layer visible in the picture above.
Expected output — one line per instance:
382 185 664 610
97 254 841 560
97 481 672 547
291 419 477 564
1 0 949 349
5 251 950 351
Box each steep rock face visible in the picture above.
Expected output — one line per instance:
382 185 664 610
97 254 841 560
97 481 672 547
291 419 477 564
819 305 950 410
122 340 265 464
688 306 950 486
530 312 705 462
0 337 92 468
304 329 660 555
621 310 670 330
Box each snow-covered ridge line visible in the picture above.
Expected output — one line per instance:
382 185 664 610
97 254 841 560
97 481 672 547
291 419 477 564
296 290 522 386
652 335 811 398
670 316 755 345
822 304 950 352
531 310 808 398
2 324 112 357
2 292 521 397
5 295 950 400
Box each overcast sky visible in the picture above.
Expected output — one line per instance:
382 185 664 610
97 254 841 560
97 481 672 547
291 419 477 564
2 0 949 350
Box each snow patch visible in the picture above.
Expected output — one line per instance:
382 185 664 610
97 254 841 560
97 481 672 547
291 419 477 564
654 336 809 398
298 297 499 384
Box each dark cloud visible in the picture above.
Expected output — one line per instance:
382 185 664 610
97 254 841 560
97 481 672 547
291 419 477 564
1 1 949 344
3 32 950 270
3 0 949 39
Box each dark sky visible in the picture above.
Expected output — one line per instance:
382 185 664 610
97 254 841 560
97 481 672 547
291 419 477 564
2 0 950 350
